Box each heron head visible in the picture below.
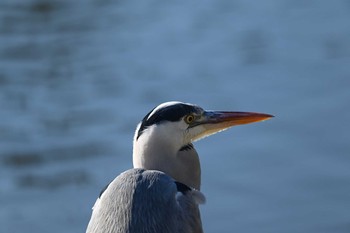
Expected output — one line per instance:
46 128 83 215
134 101 273 152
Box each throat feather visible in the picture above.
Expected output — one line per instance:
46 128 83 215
179 143 194 152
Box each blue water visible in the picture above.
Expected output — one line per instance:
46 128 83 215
1 1 350 232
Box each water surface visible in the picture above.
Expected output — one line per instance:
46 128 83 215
1 1 350 232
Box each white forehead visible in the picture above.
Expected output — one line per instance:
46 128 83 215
147 101 184 120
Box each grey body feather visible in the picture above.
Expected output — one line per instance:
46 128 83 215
86 169 205 233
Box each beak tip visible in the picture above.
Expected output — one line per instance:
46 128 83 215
258 113 274 122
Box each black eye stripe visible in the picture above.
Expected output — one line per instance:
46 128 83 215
136 103 201 139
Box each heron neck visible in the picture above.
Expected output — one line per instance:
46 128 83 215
133 140 201 190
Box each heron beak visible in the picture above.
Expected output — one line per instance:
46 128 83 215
191 111 274 141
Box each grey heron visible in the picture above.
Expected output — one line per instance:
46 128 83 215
86 101 273 233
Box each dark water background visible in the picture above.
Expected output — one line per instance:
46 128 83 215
1 0 350 232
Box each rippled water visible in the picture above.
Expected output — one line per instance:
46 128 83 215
1 1 350 232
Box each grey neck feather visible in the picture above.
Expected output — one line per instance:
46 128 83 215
175 146 201 190
133 135 201 190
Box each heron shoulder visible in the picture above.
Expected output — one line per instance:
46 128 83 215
87 168 205 233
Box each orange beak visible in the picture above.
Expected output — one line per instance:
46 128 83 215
191 111 274 141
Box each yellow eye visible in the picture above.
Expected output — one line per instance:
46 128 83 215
184 114 195 124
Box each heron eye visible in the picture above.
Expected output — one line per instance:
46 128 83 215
184 114 195 124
